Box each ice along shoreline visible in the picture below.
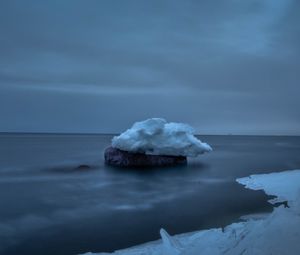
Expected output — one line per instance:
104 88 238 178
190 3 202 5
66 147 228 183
83 169 300 255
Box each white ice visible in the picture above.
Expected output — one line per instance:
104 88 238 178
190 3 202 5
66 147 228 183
111 118 212 157
82 169 300 255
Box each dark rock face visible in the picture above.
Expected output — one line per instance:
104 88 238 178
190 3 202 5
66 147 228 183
104 146 187 167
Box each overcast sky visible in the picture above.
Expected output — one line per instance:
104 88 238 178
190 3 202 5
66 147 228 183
0 0 299 135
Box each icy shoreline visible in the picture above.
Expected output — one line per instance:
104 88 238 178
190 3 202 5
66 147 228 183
83 169 300 255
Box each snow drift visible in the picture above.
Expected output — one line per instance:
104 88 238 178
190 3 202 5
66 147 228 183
111 118 212 157
82 169 300 255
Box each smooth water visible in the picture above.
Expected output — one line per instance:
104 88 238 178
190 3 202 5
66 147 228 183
0 134 300 255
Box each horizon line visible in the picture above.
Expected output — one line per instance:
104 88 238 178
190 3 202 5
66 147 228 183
0 131 299 137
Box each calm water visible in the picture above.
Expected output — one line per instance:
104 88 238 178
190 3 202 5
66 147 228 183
0 134 300 255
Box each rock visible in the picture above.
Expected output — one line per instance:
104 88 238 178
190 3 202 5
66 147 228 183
104 146 187 167
76 164 91 170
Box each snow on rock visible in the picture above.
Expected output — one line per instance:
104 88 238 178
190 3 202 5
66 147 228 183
111 118 212 157
82 169 300 255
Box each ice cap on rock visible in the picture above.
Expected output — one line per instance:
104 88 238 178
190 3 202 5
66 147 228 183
111 118 212 157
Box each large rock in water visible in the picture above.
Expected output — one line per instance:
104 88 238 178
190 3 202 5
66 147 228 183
104 146 187 167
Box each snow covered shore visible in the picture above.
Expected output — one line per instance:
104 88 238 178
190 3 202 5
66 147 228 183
82 169 300 255
112 118 212 157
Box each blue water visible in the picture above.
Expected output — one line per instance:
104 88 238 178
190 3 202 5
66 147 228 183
0 134 300 255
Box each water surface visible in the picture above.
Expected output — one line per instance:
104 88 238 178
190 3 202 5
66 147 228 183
0 134 300 255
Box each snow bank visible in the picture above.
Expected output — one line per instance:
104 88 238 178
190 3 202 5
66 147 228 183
82 169 300 255
111 118 212 157
237 170 300 207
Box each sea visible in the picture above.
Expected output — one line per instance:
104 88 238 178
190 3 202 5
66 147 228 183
0 134 300 255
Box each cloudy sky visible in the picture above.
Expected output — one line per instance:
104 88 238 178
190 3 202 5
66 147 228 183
0 0 299 134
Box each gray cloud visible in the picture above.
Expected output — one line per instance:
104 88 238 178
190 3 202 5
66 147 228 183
0 0 299 134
